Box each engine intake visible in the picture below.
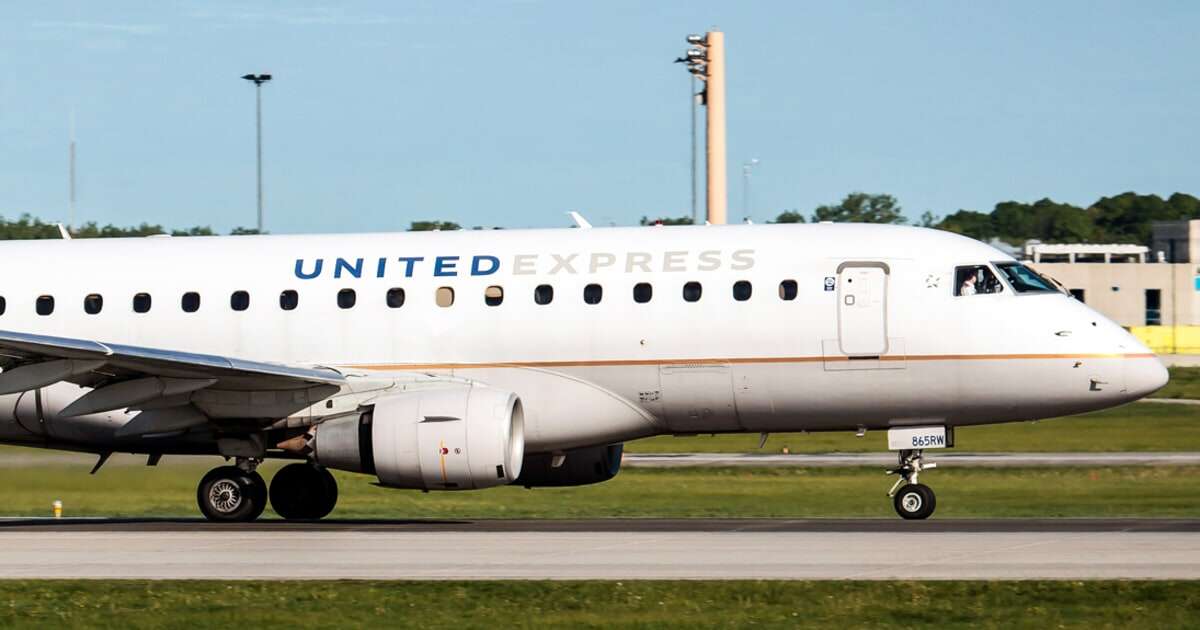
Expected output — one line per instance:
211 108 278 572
310 385 524 490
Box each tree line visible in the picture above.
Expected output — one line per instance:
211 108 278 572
2 190 1196 245
644 191 1200 247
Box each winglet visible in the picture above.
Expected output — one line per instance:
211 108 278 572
90 452 111 475
56 224 71 240
567 211 592 229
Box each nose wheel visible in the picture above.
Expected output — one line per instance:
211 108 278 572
887 449 937 520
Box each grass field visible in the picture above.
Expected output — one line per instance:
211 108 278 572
1159 366 1200 399
626 401 1200 453
1 580 1197 629
2 461 1198 519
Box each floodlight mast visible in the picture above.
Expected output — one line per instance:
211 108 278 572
679 32 728 225
241 73 272 233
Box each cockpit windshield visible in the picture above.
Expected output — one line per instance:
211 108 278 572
995 262 1058 294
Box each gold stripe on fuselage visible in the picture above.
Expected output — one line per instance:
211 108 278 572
343 353 1156 372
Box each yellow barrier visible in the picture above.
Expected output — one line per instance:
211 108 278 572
1129 326 1200 354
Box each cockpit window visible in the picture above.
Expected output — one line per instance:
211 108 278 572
954 265 1003 296
995 262 1058 293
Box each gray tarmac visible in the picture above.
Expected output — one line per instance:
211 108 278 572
0 518 1196 580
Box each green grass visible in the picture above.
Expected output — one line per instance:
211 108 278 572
1158 366 1200 399
2 462 1198 519
626 402 1200 453
1 580 1198 629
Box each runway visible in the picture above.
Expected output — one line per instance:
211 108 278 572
1 518 1196 580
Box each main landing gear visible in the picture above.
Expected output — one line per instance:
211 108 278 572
887 449 937 520
196 460 338 522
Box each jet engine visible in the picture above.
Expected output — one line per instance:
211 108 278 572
513 443 623 488
308 385 524 490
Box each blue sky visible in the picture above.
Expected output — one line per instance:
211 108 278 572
1 1 1197 233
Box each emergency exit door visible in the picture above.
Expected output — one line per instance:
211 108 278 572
837 263 889 356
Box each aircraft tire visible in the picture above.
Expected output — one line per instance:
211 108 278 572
269 463 338 520
197 466 267 522
893 483 936 520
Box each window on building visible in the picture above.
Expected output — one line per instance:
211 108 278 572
231 290 250 311
683 281 702 302
954 265 1003 296
337 289 356 309
779 280 798 301
181 292 201 313
36 295 54 316
436 287 455 307
133 293 152 313
1145 289 1162 325
633 282 653 303
534 284 553 305
279 290 298 311
733 281 752 301
583 284 603 305
1069 289 1085 302
485 286 504 306
386 288 405 308
83 294 103 314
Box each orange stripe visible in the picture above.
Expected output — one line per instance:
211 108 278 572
344 353 1156 372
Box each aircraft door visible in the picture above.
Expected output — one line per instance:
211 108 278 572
837 262 889 356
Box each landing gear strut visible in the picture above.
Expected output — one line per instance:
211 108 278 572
269 463 338 520
887 449 937 520
197 460 267 522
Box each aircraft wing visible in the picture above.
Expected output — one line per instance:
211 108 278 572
0 330 345 434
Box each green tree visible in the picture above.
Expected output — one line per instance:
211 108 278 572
811 193 905 224
639 216 694 226
409 221 461 231
772 210 806 224
936 210 995 240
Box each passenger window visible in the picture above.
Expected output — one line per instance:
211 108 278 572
84 294 103 314
633 282 653 304
337 289 356 309
181 292 201 313
280 290 298 311
534 284 553 305
683 281 702 302
386 288 405 308
779 280 797 301
485 286 504 306
733 281 752 301
583 284 603 305
36 295 54 316
954 266 1003 296
0 296 7 315
231 290 250 311
436 287 455 307
133 293 152 313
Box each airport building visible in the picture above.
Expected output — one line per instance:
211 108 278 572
1026 220 1200 354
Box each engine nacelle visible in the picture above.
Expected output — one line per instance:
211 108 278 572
310 385 524 490
513 443 623 488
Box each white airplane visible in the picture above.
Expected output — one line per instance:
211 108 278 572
0 223 1167 521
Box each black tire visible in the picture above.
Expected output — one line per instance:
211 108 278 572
893 483 936 520
270 463 338 520
197 466 267 522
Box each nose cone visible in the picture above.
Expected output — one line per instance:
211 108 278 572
1127 357 1169 399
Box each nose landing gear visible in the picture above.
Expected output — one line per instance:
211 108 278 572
887 449 937 520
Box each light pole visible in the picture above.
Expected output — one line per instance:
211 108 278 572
742 158 759 221
678 31 728 224
241 73 272 233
